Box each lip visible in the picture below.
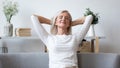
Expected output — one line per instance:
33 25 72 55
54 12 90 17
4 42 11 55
60 22 66 25
60 21 66 24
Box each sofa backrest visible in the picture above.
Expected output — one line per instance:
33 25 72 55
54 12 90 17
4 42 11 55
77 53 120 68
0 53 120 68
0 61 2 68
0 53 49 68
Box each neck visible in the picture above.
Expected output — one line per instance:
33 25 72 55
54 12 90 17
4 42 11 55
57 27 68 35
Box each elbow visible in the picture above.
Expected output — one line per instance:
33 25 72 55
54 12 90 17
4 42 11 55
84 15 93 24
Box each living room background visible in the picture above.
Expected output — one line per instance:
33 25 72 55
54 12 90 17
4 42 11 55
0 0 120 53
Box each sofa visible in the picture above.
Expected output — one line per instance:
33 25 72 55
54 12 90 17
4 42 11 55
0 53 119 68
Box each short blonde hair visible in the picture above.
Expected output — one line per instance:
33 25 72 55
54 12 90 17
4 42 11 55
50 10 72 35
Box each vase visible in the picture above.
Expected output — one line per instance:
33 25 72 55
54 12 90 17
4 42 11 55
3 22 13 37
87 24 96 37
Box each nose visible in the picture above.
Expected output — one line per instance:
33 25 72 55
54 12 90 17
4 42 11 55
61 17 65 21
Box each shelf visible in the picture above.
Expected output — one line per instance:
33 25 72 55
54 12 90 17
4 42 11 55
0 36 105 40
0 36 40 40
85 36 105 40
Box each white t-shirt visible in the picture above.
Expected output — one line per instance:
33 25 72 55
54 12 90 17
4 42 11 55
31 15 93 68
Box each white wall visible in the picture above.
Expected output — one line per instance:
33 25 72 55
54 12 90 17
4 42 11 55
0 0 120 53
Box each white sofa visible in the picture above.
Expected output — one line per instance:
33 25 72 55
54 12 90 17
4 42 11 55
0 53 119 68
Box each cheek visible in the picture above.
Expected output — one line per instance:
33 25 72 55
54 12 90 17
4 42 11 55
55 20 59 25
55 18 58 24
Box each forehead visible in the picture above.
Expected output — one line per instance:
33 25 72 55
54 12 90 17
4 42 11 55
58 12 70 17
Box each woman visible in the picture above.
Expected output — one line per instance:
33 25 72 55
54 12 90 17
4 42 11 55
31 10 93 68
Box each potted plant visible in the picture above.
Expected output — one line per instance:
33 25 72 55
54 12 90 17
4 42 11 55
84 8 100 37
2 0 18 37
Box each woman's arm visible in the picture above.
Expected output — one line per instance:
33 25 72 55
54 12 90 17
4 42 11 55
71 16 86 26
34 14 86 26
76 15 93 43
33 14 51 25
31 15 49 44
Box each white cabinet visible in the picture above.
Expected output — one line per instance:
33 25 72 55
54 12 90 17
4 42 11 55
0 37 45 53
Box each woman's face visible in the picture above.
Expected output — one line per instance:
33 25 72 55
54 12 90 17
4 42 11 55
55 12 71 29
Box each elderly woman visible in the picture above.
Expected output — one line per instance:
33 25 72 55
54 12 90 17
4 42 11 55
31 10 93 68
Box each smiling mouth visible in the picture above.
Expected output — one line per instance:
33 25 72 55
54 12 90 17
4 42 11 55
60 21 66 24
60 22 66 25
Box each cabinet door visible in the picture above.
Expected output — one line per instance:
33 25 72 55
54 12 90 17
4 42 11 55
77 41 91 53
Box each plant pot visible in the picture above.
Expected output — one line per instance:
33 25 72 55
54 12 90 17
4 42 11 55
3 23 13 37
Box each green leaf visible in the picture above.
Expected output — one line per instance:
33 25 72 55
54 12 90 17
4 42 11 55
84 8 100 24
2 0 18 23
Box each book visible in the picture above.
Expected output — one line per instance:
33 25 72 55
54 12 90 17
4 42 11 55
15 28 31 37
